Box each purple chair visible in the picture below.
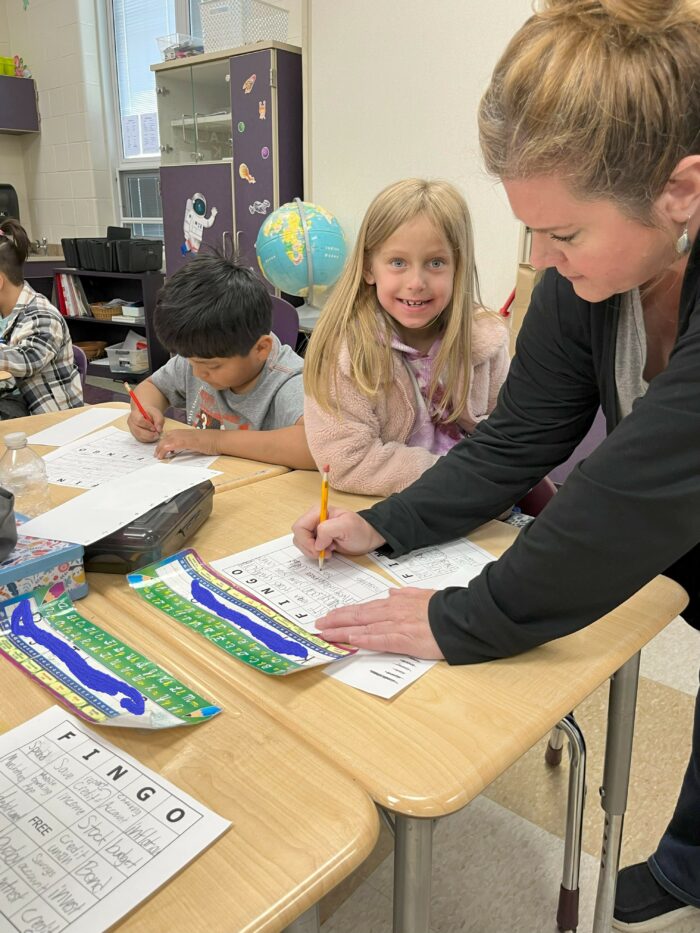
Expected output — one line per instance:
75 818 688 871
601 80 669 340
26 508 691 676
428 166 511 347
271 296 299 348
516 475 557 517
72 345 88 390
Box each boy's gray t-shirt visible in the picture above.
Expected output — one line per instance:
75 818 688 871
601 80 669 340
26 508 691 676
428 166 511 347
150 335 304 431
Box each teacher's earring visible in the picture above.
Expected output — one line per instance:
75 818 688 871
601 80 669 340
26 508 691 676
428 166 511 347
676 219 691 256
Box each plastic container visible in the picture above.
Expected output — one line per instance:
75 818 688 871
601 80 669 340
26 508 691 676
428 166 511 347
106 341 149 374
156 33 204 61
0 432 51 518
84 481 214 573
201 0 288 52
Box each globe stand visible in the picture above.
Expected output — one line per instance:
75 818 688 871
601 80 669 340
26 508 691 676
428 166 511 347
294 197 322 330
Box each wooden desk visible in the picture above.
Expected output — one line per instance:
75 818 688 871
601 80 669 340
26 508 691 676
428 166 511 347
90 470 687 932
0 584 379 933
0 403 290 500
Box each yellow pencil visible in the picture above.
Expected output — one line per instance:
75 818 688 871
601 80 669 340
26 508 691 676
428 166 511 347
318 464 330 570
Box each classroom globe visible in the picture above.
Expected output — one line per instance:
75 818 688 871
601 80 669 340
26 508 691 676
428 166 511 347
255 200 346 299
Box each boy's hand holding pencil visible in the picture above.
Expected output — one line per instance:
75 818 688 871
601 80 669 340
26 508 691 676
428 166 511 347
125 382 165 443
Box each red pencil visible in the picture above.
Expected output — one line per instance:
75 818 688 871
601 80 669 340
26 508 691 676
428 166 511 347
499 288 516 317
124 381 156 428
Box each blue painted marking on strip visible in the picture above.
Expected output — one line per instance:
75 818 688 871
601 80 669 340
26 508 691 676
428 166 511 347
11 600 145 715
190 579 308 660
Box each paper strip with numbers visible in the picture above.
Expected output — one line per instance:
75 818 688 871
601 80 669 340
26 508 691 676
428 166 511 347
128 548 358 675
0 707 229 933
0 587 221 729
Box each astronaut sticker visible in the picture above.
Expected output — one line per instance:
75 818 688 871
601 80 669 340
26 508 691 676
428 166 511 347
248 199 271 215
258 100 266 119
182 192 218 255
242 74 256 94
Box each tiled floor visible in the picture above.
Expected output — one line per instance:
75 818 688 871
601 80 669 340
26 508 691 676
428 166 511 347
320 617 700 933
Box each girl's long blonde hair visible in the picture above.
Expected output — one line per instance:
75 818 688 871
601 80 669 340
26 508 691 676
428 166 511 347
478 0 700 219
304 178 479 422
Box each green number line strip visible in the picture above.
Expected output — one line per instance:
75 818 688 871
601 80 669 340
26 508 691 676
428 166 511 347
132 577 300 675
37 590 219 721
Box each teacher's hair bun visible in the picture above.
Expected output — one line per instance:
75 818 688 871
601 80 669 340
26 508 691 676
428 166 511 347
543 0 691 34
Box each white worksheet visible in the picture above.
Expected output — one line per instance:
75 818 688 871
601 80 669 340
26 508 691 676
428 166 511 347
369 537 496 591
0 706 229 933
27 409 126 447
212 535 436 698
19 464 219 545
43 426 219 489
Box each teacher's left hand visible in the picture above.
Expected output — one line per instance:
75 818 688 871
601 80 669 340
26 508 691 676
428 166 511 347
317 587 444 660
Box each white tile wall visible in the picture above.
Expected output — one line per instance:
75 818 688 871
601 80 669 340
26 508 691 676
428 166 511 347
0 0 117 244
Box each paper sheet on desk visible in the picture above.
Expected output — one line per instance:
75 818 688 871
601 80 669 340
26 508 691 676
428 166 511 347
27 407 125 445
212 534 436 699
368 537 496 590
43 425 219 489
0 707 230 933
19 463 219 544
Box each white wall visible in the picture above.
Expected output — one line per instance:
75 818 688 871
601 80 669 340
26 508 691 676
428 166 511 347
0 0 31 227
308 0 531 309
0 0 116 243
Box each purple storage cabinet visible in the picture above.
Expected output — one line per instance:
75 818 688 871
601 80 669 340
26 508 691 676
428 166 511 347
157 44 302 282
0 75 39 134
161 162 234 275
230 48 303 273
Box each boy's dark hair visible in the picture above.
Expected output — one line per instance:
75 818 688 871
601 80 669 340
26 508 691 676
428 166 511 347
0 218 30 286
154 252 272 358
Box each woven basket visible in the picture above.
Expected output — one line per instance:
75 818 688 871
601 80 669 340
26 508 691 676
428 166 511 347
89 303 123 320
75 340 108 361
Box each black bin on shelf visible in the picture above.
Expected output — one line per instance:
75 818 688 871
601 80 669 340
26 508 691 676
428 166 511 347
60 237 79 268
87 239 120 272
116 239 163 273
74 238 95 270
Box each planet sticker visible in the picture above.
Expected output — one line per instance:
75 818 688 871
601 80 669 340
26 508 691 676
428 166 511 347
237 121 245 133
261 146 269 159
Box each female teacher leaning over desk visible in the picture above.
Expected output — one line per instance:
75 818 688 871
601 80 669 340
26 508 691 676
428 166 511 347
292 1 700 929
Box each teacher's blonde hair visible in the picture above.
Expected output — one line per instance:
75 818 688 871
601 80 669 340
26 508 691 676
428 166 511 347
304 178 480 421
479 0 700 219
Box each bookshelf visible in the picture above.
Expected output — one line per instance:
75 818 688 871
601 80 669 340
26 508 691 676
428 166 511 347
54 269 167 384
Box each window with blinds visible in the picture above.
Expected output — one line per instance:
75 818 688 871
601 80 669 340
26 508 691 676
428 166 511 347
111 0 178 160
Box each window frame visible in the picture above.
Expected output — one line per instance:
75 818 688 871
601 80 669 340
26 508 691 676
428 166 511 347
105 0 196 230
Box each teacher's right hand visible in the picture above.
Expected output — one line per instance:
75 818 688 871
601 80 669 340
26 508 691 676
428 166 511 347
292 506 386 561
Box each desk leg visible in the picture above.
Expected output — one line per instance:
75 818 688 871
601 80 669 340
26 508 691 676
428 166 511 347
393 815 433 933
282 904 320 933
592 652 641 933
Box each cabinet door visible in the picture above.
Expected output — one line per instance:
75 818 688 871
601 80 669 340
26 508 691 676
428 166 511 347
155 67 195 165
191 59 233 162
230 50 275 271
0 76 39 134
161 163 234 276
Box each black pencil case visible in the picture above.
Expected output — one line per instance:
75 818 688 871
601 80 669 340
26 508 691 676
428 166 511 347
83 480 214 574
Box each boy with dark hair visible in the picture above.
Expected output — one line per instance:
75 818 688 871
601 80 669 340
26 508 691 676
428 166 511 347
127 254 314 469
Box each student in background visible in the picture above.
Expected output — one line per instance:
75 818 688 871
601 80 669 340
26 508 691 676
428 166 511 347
0 219 82 417
127 253 314 469
302 178 509 496
293 2 700 928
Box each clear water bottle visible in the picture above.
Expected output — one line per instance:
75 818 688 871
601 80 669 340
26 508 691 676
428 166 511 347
0 432 52 518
